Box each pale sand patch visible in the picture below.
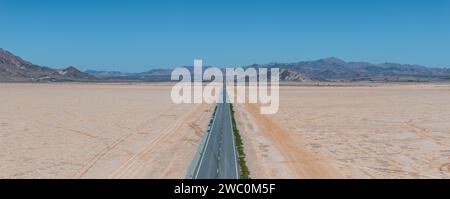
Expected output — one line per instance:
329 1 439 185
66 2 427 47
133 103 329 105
235 83 450 178
0 83 212 179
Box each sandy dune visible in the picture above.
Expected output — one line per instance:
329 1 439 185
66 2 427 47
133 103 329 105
0 83 212 179
235 83 450 179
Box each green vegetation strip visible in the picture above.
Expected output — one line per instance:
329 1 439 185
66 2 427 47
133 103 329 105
229 104 251 179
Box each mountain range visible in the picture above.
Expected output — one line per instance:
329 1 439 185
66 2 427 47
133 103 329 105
1 48 449 82
258 57 450 82
87 57 450 82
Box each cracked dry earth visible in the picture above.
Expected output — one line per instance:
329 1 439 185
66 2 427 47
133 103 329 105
235 84 450 179
0 83 212 178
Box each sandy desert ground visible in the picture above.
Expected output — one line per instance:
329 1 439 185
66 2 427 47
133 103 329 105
2 83 449 179
235 83 450 179
0 83 212 179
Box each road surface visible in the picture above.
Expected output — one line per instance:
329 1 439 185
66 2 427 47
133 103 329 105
191 85 240 179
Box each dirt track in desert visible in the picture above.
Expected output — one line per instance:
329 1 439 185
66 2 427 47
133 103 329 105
0 83 212 178
235 83 450 179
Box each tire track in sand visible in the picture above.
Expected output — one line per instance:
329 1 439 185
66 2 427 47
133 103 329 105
107 104 206 178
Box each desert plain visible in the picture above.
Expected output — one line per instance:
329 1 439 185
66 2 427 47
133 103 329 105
235 83 450 178
0 83 449 179
0 83 212 178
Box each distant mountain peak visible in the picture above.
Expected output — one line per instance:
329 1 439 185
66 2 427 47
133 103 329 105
317 57 347 65
56 66 95 80
64 66 81 72
323 57 344 61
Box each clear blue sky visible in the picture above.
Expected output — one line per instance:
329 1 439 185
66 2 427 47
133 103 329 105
1 0 449 72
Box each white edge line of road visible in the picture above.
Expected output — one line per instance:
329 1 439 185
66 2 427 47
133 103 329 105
193 92 220 179
226 87 240 179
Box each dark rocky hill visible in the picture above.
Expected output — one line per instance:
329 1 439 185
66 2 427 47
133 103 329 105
0 48 96 82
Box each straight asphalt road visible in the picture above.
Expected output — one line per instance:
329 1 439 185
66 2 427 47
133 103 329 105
192 84 240 179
